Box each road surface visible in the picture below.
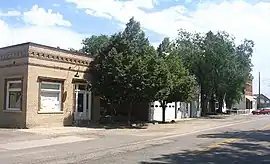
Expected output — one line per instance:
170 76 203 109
0 115 269 164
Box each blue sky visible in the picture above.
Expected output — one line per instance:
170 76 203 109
1 0 270 96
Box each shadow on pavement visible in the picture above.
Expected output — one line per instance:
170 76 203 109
140 129 270 164
200 115 228 119
198 129 270 142
85 123 148 129
71 120 149 129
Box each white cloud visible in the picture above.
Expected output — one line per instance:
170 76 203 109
190 1 270 96
85 9 112 19
65 0 192 37
23 4 72 27
0 19 84 49
0 10 21 17
0 20 12 44
0 5 84 50
66 0 270 96
53 4 61 7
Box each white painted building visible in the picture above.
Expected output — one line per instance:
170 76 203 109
148 100 201 122
232 94 257 113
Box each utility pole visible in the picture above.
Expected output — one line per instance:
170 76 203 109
258 72 261 109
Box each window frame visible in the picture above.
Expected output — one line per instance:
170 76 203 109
39 81 63 113
74 83 92 113
5 79 23 111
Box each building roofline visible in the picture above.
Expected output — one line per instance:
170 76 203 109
253 94 270 101
0 42 91 58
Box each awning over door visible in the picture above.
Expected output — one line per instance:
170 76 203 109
245 95 256 102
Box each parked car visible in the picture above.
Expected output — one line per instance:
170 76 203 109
252 108 270 115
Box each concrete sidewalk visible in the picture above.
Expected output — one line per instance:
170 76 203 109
15 114 252 137
0 114 258 152
0 114 253 143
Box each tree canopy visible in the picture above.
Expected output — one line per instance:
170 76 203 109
80 35 110 56
78 17 254 123
175 30 253 115
85 18 166 123
154 38 196 122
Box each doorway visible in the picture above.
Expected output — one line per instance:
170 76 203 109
74 84 92 121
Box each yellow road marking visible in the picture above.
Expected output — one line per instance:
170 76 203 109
201 124 270 153
261 124 270 130
203 138 239 152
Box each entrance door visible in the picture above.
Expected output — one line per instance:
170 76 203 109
74 84 91 121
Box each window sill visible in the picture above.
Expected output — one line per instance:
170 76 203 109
3 110 22 113
37 111 64 114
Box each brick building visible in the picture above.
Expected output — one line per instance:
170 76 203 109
245 76 253 96
0 42 101 128
233 75 257 111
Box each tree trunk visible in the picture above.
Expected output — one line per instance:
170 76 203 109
226 100 232 109
128 103 132 125
174 102 177 119
200 89 208 116
162 107 166 123
210 94 216 113
108 102 114 115
217 97 223 113
160 101 166 123
200 91 204 116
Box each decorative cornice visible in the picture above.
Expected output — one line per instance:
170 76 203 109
0 49 93 67
0 62 28 69
28 51 92 66
0 62 88 73
0 51 27 61
28 63 88 73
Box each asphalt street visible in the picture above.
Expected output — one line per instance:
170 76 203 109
86 115 270 164
0 115 269 164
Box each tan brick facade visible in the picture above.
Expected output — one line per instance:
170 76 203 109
0 43 100 128
245 76 253 96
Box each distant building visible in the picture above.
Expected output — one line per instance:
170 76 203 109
232 75 257 112
253 94 270 109
245 76 253 96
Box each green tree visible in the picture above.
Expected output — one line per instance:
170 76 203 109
225 40 254 108
68 48 80 52
208 34 253 112
175 30 212 115
175 30 254 115
155 39 196 122
90 17 158 124
81 35 110 56
157 37 173 56
203 31 236 113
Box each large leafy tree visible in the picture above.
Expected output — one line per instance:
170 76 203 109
80 35 110 56
225 40 254 108
155 38 196 122
175 30 254 115
157 37 173 56
206 34 253 112
203 31 236 113
175 30 212 115
90 17 158 124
